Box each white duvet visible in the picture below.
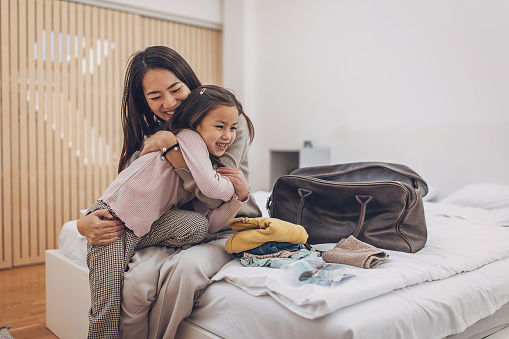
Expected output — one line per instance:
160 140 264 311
211 202 509 319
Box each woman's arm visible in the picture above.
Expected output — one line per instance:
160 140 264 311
216 166 250 201
192 166 250 233
193 195 247 233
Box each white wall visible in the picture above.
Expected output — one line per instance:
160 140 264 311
91 0 509 194
224 0 509 192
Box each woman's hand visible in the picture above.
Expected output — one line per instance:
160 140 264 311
216 166 250 201
77 209 125 246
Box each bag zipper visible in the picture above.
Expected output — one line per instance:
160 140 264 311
269 175 418 211
292 163 427 197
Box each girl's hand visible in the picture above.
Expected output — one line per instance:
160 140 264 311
142 130 188 169
216 166 250 201
141 130 177 156
77 209 125 246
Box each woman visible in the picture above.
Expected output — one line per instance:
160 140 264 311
77 46 261 338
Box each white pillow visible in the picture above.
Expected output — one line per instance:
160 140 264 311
441 183 509 210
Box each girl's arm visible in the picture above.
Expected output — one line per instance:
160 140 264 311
141 130 187 169
141 117 251 208
177 129 235 201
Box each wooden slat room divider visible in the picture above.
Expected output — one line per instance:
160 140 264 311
0 0 222 268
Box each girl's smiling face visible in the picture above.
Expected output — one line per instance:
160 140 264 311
196 105 238 157
142 68 191 121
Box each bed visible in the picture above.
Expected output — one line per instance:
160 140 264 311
46 125 509 339
46 186 509 339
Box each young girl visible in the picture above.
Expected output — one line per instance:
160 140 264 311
87 85 252 338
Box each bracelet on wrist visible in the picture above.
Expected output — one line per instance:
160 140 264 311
161 142 179 160
235 191 250 203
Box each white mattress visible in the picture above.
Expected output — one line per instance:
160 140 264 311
56 188 509 338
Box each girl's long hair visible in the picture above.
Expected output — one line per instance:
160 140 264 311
118 46 201 173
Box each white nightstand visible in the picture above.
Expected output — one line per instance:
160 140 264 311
270 147 330 188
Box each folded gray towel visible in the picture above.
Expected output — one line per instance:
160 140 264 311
322 236 389 269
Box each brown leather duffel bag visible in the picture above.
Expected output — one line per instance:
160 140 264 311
267 162 428 253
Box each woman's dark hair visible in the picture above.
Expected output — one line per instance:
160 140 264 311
118 46 202 173
168 85 255 144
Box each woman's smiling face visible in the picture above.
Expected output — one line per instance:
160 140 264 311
142 68 191 121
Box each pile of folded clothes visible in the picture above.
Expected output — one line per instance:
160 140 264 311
225 217 317 267
225 217 389 269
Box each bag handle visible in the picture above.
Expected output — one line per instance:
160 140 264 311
296 188 313 225
297 188 315 252
352 195 373 237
